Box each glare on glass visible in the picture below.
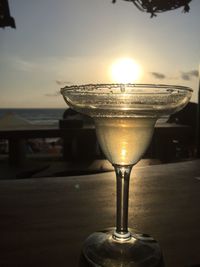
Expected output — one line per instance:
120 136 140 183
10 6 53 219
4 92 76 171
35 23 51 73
61 84 192 267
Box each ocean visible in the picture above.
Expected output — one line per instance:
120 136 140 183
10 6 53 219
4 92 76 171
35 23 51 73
0 108 66 126
0 108 169 126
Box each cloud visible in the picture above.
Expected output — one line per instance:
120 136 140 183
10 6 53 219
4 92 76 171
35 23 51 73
150 72 166 79
189 70 198 77
181 69 198 81
181 72 190 81
11 57 37 72
56 80 72 85
45 91 60 97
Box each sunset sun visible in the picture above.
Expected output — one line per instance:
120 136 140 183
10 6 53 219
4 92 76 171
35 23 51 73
110 58 141 83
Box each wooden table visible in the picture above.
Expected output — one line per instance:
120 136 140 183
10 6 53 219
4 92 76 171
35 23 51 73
0 160 200 267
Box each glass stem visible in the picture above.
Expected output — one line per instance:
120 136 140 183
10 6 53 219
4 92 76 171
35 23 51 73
113 164 133 240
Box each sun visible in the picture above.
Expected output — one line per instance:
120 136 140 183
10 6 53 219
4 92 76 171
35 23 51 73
110 58 141 83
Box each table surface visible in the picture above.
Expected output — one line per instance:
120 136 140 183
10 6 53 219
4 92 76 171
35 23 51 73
0 160 200 267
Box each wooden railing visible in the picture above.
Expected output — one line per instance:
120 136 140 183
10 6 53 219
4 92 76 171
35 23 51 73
0 123 194 165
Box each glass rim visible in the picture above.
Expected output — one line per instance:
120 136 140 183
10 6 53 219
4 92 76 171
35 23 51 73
60 83 193 95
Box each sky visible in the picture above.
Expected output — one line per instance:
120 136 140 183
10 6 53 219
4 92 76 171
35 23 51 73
0 0 199 108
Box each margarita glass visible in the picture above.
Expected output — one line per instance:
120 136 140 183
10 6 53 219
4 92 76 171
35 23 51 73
61 84 192 267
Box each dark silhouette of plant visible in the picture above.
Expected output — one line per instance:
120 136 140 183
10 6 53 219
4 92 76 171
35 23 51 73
112 0 192 17
0 0 15 28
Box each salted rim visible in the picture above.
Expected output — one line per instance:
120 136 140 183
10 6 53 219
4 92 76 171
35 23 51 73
60 83 193 95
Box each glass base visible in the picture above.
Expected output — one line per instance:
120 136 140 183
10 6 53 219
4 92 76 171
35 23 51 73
80 228 164 267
